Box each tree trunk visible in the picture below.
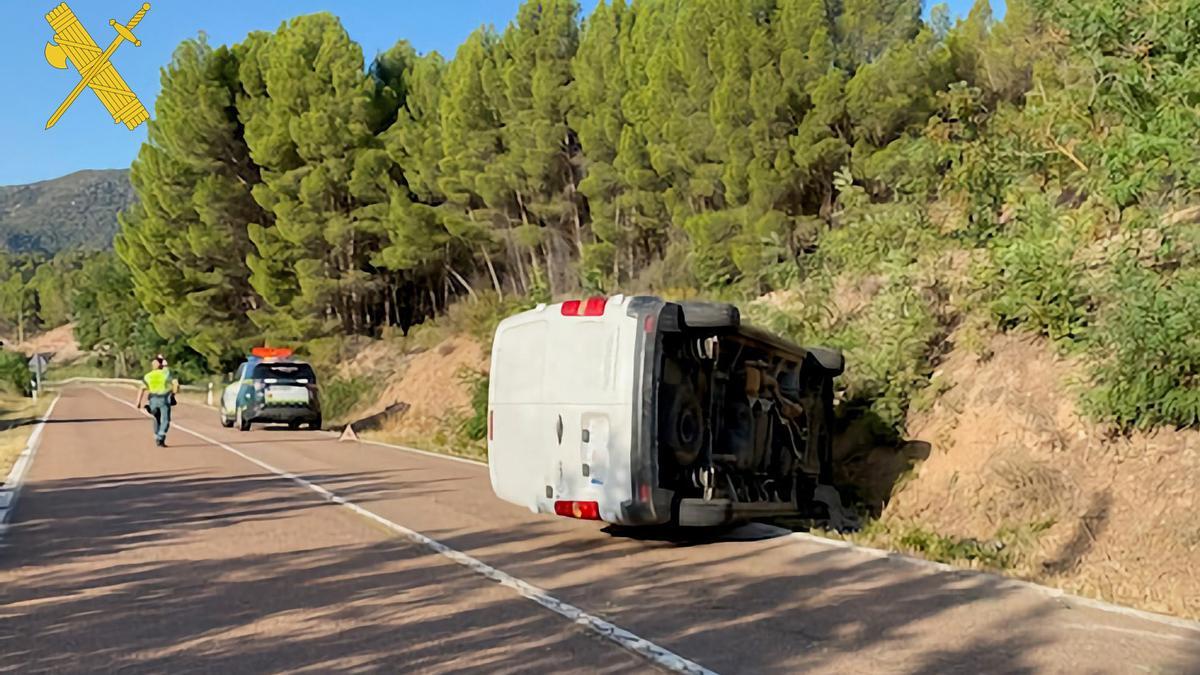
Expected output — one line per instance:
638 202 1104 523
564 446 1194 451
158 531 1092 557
542 238 557 298
567 182 584 256
480 245 502 296
446 265 478 301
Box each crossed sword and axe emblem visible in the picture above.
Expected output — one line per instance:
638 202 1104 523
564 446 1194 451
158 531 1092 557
43 2 151 130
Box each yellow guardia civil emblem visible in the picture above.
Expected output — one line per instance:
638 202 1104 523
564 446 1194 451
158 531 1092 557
43 2 151 131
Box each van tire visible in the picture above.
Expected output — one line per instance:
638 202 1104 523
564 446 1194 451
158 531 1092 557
236 409 251 432
678 302 740 330
664 391 704 466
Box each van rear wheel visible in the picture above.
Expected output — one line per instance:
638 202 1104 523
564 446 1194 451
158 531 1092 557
236 409 251 432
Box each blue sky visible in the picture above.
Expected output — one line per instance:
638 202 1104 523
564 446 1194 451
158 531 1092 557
0 1 999 186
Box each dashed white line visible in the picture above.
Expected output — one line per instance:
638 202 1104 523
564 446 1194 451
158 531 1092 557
92 387 717 675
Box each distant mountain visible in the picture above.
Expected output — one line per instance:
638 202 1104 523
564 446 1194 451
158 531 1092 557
0 169 134 253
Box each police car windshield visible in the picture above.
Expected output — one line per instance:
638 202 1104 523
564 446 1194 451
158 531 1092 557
251 362 316 383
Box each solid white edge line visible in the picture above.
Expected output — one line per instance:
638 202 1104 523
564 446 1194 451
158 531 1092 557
90 387 717 675
87 384 1200 636
0 393 62 541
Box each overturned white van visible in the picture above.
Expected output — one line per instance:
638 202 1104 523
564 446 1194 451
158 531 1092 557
487 295 845 527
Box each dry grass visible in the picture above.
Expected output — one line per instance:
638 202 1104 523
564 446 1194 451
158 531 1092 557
0 393 52 481
359 430 487 463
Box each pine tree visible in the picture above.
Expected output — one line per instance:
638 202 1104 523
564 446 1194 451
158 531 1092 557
437 28 515 303
117 37 267 366
239 14 403 340
492 0 584 296
572 0 628 290
836 0 921 68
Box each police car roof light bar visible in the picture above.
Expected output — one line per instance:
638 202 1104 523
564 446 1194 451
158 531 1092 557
251 347 294 359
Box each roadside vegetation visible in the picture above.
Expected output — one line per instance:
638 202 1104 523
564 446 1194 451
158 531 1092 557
0 391 51 480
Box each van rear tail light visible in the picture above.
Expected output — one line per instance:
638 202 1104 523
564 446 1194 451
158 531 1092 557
639 483 652 503
583 297 607 316
554 500 600 520
561 297 607 317
487 410 494 441
643 314 656 333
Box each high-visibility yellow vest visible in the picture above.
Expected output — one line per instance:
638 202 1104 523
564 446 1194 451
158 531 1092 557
144 368 173 395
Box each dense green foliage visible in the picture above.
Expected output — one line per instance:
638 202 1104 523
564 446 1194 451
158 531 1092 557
458 368 490 442
0 249 205 381
0 250 92 343
72 253 206 379
0 350 30 395
82 0 1200 430
319 375 379 423
0 170 134 253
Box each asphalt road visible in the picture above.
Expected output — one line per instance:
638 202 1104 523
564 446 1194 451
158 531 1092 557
2 387 1198 674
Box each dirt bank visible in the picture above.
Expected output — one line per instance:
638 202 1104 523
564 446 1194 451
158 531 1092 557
862 331 1199 619
338 336 488 444
10 324 84 364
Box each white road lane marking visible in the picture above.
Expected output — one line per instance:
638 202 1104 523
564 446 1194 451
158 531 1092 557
0 393 62 543
93 387 718 675
93 385 1200 640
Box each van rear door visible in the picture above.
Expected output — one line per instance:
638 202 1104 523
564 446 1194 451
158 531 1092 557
542 312 629 514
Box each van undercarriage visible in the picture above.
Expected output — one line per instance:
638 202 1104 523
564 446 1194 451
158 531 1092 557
652 302 849 528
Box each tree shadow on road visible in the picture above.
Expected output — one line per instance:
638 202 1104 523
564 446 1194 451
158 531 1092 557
0 471 642 673
3 466 1196 673
427 515 1200 674
0 469 418 566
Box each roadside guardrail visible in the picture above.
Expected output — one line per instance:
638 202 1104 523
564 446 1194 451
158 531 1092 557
42 377 215 405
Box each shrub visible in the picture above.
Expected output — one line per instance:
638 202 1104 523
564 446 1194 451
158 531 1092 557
749 272 942 435
820 202 942 275
320 375 378 423
1083 266 1200 429
834 277 942 432
0 350 30 396
456 367 489 443
981 220 1091 344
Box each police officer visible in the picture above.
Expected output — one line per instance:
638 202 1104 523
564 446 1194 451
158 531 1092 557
135 354 179 447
